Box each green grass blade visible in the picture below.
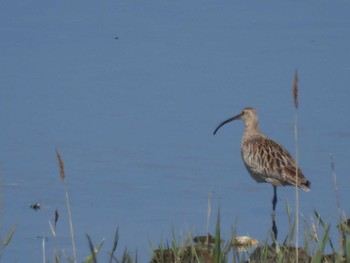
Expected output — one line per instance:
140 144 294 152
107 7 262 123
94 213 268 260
109 227 119 263
2 225 16 248
314 210 326 229
213 207 222 263
84 235 105 263
313 224 330 262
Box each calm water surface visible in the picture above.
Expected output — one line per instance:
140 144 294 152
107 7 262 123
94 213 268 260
1 1 350 262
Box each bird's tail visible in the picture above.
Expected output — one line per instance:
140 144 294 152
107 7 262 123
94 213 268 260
300 180 311 192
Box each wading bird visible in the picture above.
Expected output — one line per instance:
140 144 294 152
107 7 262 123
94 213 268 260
213 107 310 238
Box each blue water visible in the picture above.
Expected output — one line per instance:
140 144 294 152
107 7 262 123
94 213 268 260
1 1 350 262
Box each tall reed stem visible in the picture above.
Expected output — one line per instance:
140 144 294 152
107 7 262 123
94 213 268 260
56 150 77 263
294 108 299 257
293 70 299 262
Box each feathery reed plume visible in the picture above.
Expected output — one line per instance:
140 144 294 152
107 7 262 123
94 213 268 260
56 150 65 181
293 70 299 109
56 150 77 263
292 70 300 263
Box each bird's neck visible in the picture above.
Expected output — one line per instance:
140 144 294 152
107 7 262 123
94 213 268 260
244 121 260 133
243 124 261 140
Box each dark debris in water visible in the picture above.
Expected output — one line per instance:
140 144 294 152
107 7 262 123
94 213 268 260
30 203 41 211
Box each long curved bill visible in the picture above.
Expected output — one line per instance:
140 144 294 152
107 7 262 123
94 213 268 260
213 112 243 135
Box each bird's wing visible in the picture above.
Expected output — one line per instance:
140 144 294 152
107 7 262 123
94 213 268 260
247 136 309 187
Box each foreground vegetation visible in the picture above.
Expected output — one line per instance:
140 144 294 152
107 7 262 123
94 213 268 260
2 194 350 263
146 207 350 263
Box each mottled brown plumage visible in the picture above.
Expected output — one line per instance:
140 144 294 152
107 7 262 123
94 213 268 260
214 107 310 191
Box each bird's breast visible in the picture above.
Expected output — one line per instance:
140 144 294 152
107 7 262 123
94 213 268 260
241 142 259 172
240 138 270 182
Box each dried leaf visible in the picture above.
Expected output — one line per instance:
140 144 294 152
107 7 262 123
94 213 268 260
49 220 56 237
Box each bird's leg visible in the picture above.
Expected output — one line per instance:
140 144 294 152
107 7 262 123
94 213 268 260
271 186 278 244
272 185 277 213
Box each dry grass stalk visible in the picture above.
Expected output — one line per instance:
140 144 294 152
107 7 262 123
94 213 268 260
48 220 58 263
55 150 77 263
41 236 46 263
206 190 213 238
292 69 300 263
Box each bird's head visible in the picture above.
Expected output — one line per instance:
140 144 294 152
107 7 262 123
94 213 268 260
213 107 259 135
